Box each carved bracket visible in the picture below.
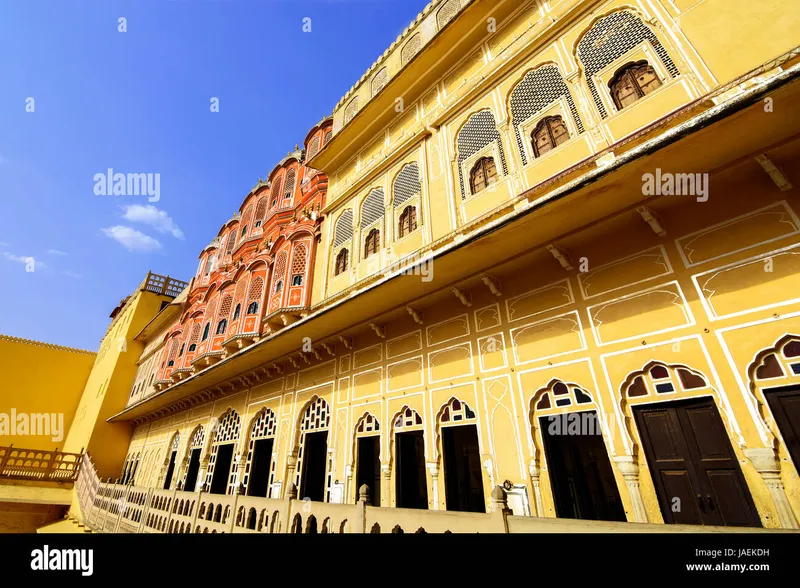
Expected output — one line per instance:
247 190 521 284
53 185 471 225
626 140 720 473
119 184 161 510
637 206 667 237
406 306 423 325
546 244 574 271
481 274 502 297
451 287 472 307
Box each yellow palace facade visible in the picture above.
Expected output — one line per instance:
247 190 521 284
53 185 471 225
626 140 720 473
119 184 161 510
9 0 800 533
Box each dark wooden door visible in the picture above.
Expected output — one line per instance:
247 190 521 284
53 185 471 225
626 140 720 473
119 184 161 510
442 424 485 513
765 385 800 475
634 398 760 527
396 431 428 509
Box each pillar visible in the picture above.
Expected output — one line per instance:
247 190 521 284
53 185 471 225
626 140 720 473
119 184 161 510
381 463 391 507
744 447 799 529
613 455 649 523
426 462 440 510
528 459 545 518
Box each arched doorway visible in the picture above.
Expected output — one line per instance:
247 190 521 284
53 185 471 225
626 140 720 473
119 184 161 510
749 336 800 476
163 432 180 489
296 397 331 502
436 397 485 513
530 380 625 522
183 425 205 492
243 408 277 497
392 407 428 509
354 412 381 505
206 409 241 495
623 362 760 527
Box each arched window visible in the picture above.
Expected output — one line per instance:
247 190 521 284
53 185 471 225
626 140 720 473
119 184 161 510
398 206 417 238
188 343 197 352
335 249 349 276
364 229 380 258
216 319 227 336
179 344 185 357
275 280 283 293
201 323 210 341
247 301 259 314
469 157 497 194
240 226 248 238
168 360 175 367
292 275 303 286
531 115 570 158
609 61 662 110
232 304 241 320
283 169 296 201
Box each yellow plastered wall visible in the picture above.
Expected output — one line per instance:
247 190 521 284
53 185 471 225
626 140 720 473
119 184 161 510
672 0 800 85
0 336 95 449
126 173 800 527
315 0 800 303
62 289 172 478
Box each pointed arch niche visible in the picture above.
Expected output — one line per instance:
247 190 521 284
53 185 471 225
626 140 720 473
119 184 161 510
746 334 800 529
528 379 625 522
619 362 764 527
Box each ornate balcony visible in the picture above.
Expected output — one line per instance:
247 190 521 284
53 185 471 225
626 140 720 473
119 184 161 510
221 332 260 353
0 446 82 483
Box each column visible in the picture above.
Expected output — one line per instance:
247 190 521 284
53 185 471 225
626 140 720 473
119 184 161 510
381 463 391 507
613 455 649 523
744 447 799 529
528 459 545 518
235 449 248 495
426 462 440 510
284 452 298 499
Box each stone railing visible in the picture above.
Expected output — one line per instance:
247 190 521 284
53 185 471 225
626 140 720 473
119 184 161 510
72 455 786 534
140 272 189 298
0 446 83 483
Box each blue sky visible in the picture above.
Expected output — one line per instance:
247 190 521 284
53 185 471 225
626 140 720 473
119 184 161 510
0 0 427 351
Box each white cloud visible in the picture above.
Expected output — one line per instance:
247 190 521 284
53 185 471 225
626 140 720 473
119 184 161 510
62 270 82 279
102 226 162 253
2 252 47 269
121 204 184 239
47 249 68 256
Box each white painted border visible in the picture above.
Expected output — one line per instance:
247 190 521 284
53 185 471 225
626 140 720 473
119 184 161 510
578 244 673 300
386 329 423 359
477 331 509 372
353 342 383 370
713 312 800 446
427 341 475 384
425 312 471 348
474 302 502 332
505 277 574 323
386 354 425 394
599 334 746 455
510 309 588 366
587 280 695 346
515 356 612 456
691 243 800 321
481 374 526 480
675 201 800 268
349 366 384 401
